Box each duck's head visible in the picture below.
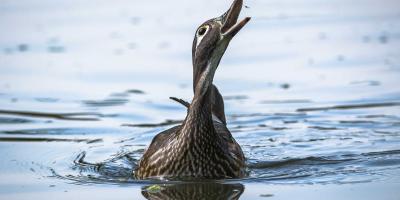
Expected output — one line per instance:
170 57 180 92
192 0 250 97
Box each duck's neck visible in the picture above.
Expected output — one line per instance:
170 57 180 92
179 88 218 142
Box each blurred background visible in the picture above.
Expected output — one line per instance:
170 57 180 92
1 0 399 102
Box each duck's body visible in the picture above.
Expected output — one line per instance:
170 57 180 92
135 86 245 179
134 0 250 179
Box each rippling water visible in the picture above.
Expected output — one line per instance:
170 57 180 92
1 0 400 199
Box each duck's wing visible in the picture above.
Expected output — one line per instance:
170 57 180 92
135 125 182 179
211 85 244 165
210 85 227 125
213 121 245 165
139 125 181 158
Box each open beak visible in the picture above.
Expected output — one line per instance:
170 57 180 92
220 0 251 38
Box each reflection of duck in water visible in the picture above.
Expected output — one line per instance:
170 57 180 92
134 0 251 179
142 183 244 200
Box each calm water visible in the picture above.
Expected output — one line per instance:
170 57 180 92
1 0 400 199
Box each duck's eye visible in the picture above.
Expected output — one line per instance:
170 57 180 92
198 26 207 36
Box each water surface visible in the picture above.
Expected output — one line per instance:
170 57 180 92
1 0 400 199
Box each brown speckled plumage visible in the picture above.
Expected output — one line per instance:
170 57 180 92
134 0 250 179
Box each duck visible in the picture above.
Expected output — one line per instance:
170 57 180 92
135 0 250 179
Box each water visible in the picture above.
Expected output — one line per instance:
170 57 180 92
1 0 400 199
